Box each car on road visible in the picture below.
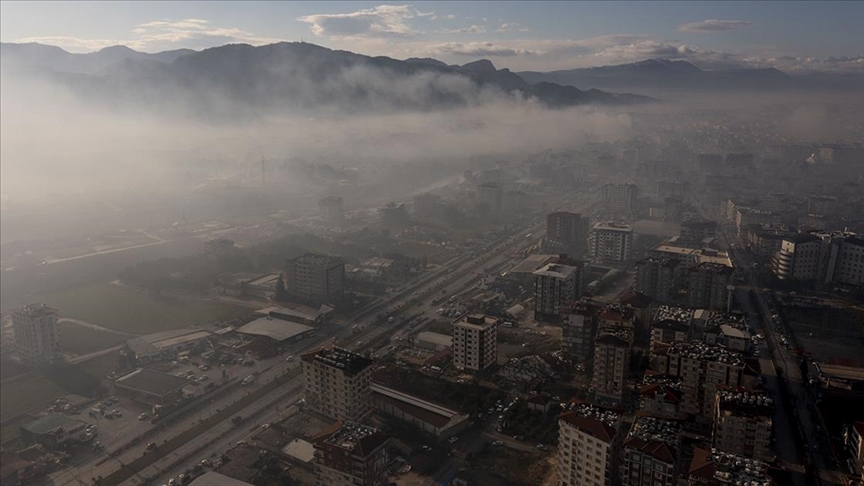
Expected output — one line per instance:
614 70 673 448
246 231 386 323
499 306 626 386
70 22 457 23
198 365 210 371
242 375 256 386
198 375 209 382
536 444 549 451
112 409 122 418
232 416 243 424
492 440 504 446
448 436 459 444
146 442 158 452
285 355 295 362
513 435 525 441
138 412 149 420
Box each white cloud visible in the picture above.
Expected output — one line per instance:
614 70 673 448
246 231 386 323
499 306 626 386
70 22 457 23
496 22 530 33
678 20 753 33
15 18 283 53
435 25 487 35
431 42 540 57
297 4 432 38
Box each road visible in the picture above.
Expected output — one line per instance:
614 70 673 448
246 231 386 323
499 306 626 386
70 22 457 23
48 188 600 486
727 234 845 486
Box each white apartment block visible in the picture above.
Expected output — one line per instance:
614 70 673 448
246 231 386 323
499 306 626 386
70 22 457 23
301 347 373 422
590 223 634 265
452 314 497 371
12 304 60 365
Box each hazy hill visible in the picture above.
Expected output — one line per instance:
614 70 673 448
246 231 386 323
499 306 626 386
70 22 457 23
1 41 652 116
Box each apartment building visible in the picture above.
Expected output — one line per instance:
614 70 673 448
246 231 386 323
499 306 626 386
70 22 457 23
601 182 640 214
533 263 584 322
621 417 681 486
12 304 60 365
712 389 773 461
843 422 864 483
562 302 598 363
452 313 498 372
477 182 503 213
638 373 684 420
687 263 733 310
773 231 864 287
318 196 344 222
301 347 374 422
651 341 758 420
557 403 620 486
687 448 775 485
592 322 632 402
589 223 634 265
650 319 691 349
283 253 345 303
543 211 589 258
313 421 391 486
635 256 680 303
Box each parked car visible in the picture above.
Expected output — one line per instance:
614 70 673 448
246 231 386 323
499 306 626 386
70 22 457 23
448 436 459 444
138 412 149 420
232 416 242 424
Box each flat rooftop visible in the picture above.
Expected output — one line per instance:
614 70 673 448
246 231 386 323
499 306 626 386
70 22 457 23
533 263 579 279
320 422 386 453
509 254 558 275
21 414 87 435
236 317 314 342
718 389 773 416
302 347 373 375
689 448 773 485
453 313 496 330
416 331 452 348
665 341 746 367
15 304 58 318
114 369 190 396
126 328 211 356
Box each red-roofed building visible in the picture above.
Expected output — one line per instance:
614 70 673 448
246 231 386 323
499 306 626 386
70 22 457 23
621 417 680 486
638 380 683 419
687 448 775 485
557 405 621 486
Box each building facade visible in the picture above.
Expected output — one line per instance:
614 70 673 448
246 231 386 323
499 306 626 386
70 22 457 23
589 223 634 266
712 389 773 461
318 196 344 222
283 253 345 303
562 303 597 363
592 332 632 402
451 314 498 372
301 347 373 422
12 304 60 365
687 263 733 310
602 182 640 214
621 417 681 486
533 263 583 321
651 342 757 420
557 403 620 486
313 422 391 486
635 257 680 303
773 231 864 287
544 211 589 258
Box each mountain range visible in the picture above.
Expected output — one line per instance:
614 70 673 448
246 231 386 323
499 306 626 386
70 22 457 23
517 58 860 91
0 42 653 116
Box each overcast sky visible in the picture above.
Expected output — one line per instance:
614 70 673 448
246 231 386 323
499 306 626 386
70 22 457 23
2 1 862 72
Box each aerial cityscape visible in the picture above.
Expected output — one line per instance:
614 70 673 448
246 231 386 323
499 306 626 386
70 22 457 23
0 1 863 486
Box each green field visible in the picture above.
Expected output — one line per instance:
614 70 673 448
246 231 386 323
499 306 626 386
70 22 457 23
36 282 251 334
58 321 129 355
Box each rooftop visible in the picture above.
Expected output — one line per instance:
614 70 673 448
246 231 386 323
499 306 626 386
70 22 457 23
371 382 467 429
717 389 773 417
317 421 388 455
21 414 87 435
236 317 314 342
302 347 373 375
688 448 773 485
625 417 680 463
115 368 190 396
509 254 558 275
453 313 497 330
593 222 633 232
415 331 452 348
189 472 254 486
692 262 734 274
559 402 619 443
15 303 58 318
126 328 211 357
600 304 635 322
653 306 691 323
666 341 746 367
533 263 579 279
